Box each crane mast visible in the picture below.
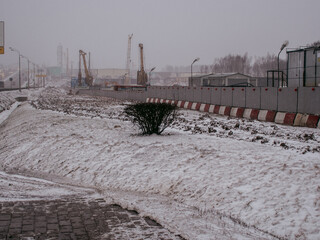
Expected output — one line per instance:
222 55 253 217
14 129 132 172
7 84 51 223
125 34 133 85
137 43 148 85
78 52 82 86
78 50 93 87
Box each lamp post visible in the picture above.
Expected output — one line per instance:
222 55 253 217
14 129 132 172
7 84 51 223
122 73 127 85
278 40 289 87
31 62 36 88
148 67 156 86
191 57 200 86
21 55 30 89
9 47 21 92
37 65 40 88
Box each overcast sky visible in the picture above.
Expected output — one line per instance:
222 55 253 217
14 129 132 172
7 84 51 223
0 0 319 70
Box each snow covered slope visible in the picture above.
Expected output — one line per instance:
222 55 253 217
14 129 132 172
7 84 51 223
0 87 319 239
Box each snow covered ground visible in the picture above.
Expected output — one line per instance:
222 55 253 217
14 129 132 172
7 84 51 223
0 80 319 240
0 170 99 202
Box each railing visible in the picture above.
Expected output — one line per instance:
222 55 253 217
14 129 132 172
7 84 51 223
267 70 287 87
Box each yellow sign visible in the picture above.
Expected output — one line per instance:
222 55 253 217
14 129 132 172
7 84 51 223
36 74 47 77
0 46 4 54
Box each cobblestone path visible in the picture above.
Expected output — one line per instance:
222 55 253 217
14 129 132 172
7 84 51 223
0 196 183 240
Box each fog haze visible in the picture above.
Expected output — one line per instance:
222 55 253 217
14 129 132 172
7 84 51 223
1 0 319 70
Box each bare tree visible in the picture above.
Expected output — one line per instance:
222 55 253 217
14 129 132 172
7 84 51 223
252 53 286 77
211 53 251 74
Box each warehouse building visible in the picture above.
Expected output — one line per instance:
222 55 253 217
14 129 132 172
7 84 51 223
189 72 255 87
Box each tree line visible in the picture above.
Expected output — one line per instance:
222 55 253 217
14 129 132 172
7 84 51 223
163 53 287 77
162 41 320 77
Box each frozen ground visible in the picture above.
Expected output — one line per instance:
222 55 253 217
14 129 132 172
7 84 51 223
0 80 319 240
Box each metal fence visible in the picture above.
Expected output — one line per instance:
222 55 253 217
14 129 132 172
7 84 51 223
287 47 320 87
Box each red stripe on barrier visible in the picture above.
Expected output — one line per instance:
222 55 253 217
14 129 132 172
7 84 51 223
283 113 296 125
187 102 193 109
224 106 231 116
250 109 259 120
306 115 319 128
266 111 276 122
195 103 201 110
236 108 245 118
214 105 220 114
174 100 179 106
204 104 210 112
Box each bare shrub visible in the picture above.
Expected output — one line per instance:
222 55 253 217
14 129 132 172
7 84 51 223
124 102 177 135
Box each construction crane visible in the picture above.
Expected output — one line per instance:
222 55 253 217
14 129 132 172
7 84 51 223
137 43 148 86
125 34 133 85
78 50 93 87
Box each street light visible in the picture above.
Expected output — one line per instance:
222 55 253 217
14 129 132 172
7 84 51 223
278 40 289 87
148 67 156 86
37 65 40 88
191 57 200 85
31 62 36 88
9 47 21 92
122 73 127 85
21 55 30 89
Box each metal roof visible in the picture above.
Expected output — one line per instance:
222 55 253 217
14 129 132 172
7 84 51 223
193 72 252 79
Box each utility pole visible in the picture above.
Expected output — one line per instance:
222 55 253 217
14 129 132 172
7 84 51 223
88 52 91 75
125 34 133 85
78 52 82 86
9 47 21 92
66 48 69 77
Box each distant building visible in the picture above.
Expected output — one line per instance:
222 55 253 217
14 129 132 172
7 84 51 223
189 72 254 87
95 68 127 79
149 72 192 86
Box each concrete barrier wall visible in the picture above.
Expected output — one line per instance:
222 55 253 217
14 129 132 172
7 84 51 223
278 88 298 113
78 87 320 115
221 87 233 106
232 88 246 107
194 87 202 103
178 87 186 101
153 87 159 98
261 87 278 111
166 87 174 100
185 87 194 102
172 87 179 100
147 87 154 98
157 87 163 99
246 87 260 109
298 87 320 115
201 87 211 103
210 87 221 105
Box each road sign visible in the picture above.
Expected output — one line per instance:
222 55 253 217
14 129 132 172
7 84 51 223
36 74 47 77
0 21 4 54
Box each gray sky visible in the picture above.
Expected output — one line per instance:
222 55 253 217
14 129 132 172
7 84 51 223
0 0 319 70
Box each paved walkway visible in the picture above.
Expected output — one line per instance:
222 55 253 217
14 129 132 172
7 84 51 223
0 171 184 240
0 196 184 240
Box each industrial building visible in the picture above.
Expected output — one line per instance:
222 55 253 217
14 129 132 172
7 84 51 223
287 46 320 87
189 73 255 87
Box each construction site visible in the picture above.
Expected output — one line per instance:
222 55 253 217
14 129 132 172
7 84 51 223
45 35 190 91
